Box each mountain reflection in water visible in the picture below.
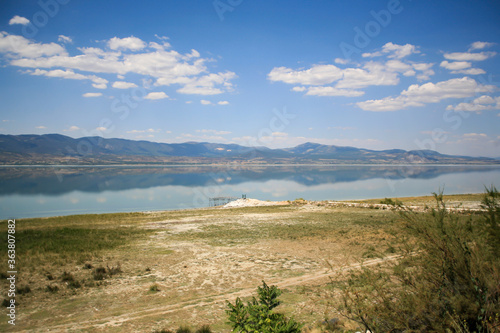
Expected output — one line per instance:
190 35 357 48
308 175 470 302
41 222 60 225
0 165 498 218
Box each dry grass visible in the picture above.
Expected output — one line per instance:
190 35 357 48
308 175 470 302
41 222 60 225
0 195 485 332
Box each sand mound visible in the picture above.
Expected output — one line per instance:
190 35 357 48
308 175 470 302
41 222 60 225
222 198 289 208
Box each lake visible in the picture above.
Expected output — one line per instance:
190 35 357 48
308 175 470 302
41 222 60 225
0 164 499 219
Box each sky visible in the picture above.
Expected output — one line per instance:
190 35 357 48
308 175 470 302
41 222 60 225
0 0 499 157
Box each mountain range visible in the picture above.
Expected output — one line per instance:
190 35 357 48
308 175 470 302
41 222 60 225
0 134 498 165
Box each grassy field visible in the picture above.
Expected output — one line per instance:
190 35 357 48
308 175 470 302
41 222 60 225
0 194 488 332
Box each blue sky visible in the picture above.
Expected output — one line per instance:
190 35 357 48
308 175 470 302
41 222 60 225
0 0 499 157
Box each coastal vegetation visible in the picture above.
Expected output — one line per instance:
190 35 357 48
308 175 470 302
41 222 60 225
0 191 498 332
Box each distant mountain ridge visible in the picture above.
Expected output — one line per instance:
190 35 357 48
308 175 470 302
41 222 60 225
0 134 497 165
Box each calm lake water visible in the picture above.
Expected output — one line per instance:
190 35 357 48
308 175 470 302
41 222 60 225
1 165 499 219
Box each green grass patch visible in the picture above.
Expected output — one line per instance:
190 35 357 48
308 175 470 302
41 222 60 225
0 222 153 271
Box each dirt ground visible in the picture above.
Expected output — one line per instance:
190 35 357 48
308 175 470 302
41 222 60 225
2 194 486 332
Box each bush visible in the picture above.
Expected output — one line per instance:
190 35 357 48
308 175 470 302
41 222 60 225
226 281 302 333
149 284 160 292
61 271 74 282
176 326 191 333
16 285 31 295
337 187 500 332
93 266 107 281
68 280 81 289
195 325 212 333
92 264 122 280
380 197 403 206
45 285 59 293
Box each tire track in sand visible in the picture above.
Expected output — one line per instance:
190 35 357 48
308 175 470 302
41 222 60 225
35 253 409 332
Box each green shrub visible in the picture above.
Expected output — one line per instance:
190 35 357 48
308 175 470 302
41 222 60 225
176 326 192 333
226 281 302 333
149 284 160 292
93 266 107 280
337 187 500 332
45 285 59 293
380 197 403 206
93 264 121 280
195 325 212 333
16 285 31 295
68 280 81 289
61 271 74 282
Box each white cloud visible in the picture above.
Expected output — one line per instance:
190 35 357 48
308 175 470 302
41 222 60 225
64 126 80 132
200 99 212 105
446 95 500 112
463 133 487 139
82 92 102 97
28 68 108 88
1 34 235 95
126 128 160 134
357 77 495 112
144 92 168 100
35 125 47 129
334 58 350 65
9 16 30 25
440 60 485 75
362 42 419 59
440 60 471 71
268 50 435 97
92 82 107 89
454 68 486 75
468 41 495 51
95 127 107 132
443 51 496 61
306 86 364 97
268 64 343 85
112 81 138 89
218 101 229 105
196 129 231 135
268 61 398 96
176 133 229 143
58 35 73 44
0 32 67 58
335 62 400 89
176 71 237 95
108 36 146 51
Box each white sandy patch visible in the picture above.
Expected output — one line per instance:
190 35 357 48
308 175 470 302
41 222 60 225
221 198 289 208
